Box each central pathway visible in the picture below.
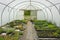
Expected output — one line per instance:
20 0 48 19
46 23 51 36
20 21 38 40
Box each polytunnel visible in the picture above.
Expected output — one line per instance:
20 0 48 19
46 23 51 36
0 0 60 27
0 0 59 26
0 0 60 40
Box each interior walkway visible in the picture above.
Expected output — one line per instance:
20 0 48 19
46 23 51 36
20 21 38 40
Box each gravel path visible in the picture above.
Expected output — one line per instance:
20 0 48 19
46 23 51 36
20 21 38 40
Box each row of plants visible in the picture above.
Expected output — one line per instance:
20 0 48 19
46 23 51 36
37 30 60 38
33 20 60 38
34 20 58 30
5 20 26 28
0 31 23 40
0 30 23 40
0 20 26 40
0 27 23 40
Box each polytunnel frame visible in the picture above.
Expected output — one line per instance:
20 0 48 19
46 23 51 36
16 3 48 20
8 3 30 22
0 2 16 22
31 4 49 20
15 1 60 23
0 0 16 26
0 0 59 26
0 1 29 26
8 1 53 22
8 1 51 23
1 1 53 26
8 4 43 22
16 4 46 20
46 0 59 14
0 1 60 9
7 1 47 23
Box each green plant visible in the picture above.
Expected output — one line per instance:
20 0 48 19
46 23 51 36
24 10 31 16
0 28 3 33
6 28 15 34
9 22 15 27
0 36 4 40
48 24 56 29
53 32 59 37
19 32 23 35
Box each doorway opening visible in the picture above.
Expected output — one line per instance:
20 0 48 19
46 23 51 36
24 10 37 20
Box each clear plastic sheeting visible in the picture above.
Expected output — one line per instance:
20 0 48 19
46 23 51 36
0 0 60 27
37 10 46 20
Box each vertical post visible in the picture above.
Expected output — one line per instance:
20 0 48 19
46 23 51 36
59 6 60 14
30 0 31 10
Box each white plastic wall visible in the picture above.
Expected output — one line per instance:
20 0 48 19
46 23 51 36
16 10 24 20
37 10 45 20
0 0 60 27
